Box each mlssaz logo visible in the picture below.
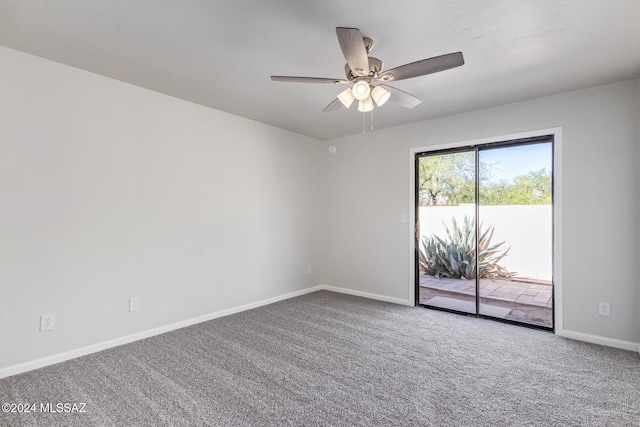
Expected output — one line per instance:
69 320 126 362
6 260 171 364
40 402 87 413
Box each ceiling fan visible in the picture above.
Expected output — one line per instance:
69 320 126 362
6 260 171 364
271 27 464 113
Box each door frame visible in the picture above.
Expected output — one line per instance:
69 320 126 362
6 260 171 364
408 128 563 333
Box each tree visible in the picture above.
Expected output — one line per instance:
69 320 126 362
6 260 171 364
418 153 475 206
419 156 551 206
480 168 551 205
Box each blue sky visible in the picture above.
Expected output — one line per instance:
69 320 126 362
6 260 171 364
480 143 552 183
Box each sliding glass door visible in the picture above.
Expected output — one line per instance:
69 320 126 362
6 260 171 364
416 137 554 329
416 149 477 314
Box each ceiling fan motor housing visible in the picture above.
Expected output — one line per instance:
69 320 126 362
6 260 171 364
345 57 383 80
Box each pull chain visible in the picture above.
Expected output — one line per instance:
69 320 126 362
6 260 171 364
370 109 374 131
361 108 375 134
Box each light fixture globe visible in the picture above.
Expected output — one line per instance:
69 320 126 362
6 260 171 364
337 88 355 108
352 80 371 101
357 97 374 112
371 86 390 106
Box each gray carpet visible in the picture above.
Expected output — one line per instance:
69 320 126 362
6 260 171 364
1 291 638 426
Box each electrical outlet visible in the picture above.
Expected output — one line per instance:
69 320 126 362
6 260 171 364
40 314 55 331
129 297 140 312
307 265 313 275
598 302 610 317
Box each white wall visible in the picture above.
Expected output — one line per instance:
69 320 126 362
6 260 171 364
322 79 639 348
0 46 323 372
419 205 553 280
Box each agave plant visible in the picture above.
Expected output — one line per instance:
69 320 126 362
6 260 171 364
419 216 516 280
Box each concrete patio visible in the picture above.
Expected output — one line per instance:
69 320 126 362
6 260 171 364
419 274 553 327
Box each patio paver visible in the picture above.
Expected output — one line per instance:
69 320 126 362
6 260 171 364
420 275 553 306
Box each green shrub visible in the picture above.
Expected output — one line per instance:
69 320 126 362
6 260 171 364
419 216 516 280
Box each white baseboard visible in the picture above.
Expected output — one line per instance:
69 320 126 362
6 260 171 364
318 284 414 306
557 329 640 353
0 286 324 379
5 286 635 379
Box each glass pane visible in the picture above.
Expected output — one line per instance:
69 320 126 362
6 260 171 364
417 151 477 314
477 143 553 328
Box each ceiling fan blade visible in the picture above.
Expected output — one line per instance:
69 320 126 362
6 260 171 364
378 52 464 82
323 98 344 112
379 85 422 108
336 27 369 76
271 76 349 84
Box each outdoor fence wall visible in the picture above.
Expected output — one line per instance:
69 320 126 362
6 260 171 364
419 204 552 281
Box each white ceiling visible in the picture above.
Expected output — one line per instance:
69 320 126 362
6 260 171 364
1 0 639 140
